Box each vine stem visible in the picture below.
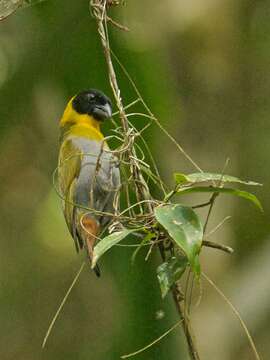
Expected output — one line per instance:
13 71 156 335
171 280 200 360
90 1 200 359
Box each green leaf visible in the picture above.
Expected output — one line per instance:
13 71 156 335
157 255 188 298
92 228 137 268
174 172 261 186
154 204 203 275
176 186 263 211
192 254 201 276
174 173 190 184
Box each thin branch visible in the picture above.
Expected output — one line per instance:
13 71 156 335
42 262 86 348
110 49 204 173
202 240 234 254
171 281 201 360
112 98 140 116
106 15 130 31
204 216 231 239
202 273 261 360
121 319 184 359
203 193 219 233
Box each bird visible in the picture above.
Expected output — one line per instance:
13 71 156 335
58 89 120 276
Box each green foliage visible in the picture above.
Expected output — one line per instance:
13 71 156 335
92 169 262 301
176 186 263 211
157 255 188 298
154 204 203 276
92 228 138 268
174 172 261 186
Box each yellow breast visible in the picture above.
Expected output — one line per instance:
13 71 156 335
60 96 104 141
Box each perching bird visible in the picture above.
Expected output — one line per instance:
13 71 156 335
58 89 120 276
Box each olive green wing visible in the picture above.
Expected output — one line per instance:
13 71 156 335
58 139 83 251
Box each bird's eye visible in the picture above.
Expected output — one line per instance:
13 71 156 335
88 93 95 100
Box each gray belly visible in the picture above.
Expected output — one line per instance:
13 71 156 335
72 137 120 222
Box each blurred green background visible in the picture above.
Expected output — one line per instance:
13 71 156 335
0 1 269 359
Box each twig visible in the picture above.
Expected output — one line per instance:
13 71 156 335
106 15 130 31
202 240 234 254
42 262 86 348
204 216 231 239
171 281 200 360
202 273 261 360
112 98 140 116
110 49 204 173
121 319 184 359
203 192 219 233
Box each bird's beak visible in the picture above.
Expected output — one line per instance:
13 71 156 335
93 103 112 120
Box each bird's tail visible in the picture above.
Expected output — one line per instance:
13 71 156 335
80 216 101 277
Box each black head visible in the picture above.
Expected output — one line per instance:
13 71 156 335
72 89 112 121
